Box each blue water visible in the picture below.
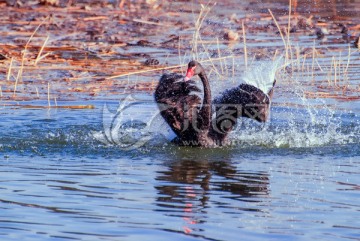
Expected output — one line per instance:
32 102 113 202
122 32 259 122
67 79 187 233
0 99 359 241
1 0 360 240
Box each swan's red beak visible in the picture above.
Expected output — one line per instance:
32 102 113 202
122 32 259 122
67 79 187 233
184 66 195 81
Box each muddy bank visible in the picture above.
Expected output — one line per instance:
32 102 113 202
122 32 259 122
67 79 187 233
0 0 359 104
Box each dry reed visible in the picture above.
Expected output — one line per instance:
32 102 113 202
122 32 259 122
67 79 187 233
47 82 51 107
34 35 50 66
7 57 13 81
242 21 248 70
106 56 234 80
13 16 49 97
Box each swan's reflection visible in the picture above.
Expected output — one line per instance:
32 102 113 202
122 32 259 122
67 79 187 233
154 159 269 234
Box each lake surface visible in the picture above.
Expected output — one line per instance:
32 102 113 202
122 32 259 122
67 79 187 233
1 0 360 240
1 97 359 241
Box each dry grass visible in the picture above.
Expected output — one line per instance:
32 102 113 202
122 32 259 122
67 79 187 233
266 0 360 101
0 0 359 106
242 21 248 70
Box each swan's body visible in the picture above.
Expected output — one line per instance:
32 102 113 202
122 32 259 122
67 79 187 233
154 61 275 147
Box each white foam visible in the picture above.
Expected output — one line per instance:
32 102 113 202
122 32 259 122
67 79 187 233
241 58 283 94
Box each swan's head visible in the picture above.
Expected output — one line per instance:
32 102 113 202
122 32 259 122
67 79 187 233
184 60 204 81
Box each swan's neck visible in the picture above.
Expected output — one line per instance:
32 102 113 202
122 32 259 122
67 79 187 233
199 73 211 104
199 72 211 129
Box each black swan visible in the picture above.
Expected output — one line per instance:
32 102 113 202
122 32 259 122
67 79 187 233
154 60 276 147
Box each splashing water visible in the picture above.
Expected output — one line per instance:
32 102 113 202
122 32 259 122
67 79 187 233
212 57 358 149
90 58 360 150
92 94 175 150
227 58 360 149
231 109 360 149
241 57 284 94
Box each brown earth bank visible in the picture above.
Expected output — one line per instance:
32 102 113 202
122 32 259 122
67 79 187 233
0 0 359 104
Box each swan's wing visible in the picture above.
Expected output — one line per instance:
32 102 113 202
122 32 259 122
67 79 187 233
154 73 201 137
210 83 274 141
214 84 273 122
